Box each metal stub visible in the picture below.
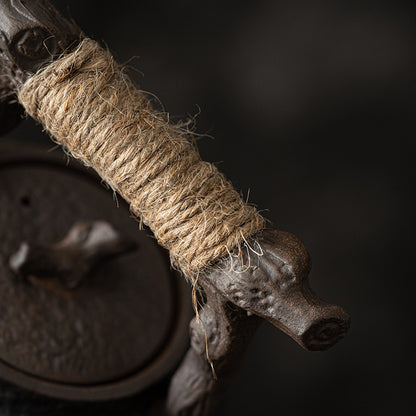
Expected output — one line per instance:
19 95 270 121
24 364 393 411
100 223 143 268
0 144 191 401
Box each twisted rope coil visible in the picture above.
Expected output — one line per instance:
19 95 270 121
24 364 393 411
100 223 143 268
19 39 265 279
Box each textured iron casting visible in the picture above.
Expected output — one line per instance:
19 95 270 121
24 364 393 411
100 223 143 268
0 0 81 136
0 144 192 402
0 1 351 415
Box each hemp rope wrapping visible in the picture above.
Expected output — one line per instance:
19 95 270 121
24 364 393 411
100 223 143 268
18 38 265 279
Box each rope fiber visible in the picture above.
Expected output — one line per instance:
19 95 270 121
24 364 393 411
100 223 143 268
18 38 265 280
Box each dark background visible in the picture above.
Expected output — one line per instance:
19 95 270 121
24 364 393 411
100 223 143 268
4 0 415 415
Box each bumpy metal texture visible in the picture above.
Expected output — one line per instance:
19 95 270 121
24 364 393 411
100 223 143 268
0 143 191 401
0 1 350 414
0 0 82 135
167 231 350 415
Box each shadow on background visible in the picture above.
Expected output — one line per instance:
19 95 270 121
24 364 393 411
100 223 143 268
4 0 414 415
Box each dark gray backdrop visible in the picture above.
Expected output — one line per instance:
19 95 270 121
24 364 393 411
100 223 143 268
4 0 415 415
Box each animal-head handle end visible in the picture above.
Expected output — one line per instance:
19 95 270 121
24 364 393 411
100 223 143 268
206 229 350 351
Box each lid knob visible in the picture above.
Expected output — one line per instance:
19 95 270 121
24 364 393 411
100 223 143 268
9 220 137 289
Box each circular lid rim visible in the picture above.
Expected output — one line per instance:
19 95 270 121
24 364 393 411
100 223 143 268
0 143 192 401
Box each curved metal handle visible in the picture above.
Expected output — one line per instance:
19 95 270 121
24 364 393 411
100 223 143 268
0 0 82 135
0 2 350 415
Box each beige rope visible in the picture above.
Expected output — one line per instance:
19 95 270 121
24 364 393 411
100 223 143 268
18 38 265 279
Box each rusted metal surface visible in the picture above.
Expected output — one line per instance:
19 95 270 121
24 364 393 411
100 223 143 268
0 0 82 135
0 143 192 401
0 1 350 414
167 230 350 415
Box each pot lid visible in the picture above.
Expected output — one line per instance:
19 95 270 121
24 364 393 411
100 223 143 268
0 143 191 400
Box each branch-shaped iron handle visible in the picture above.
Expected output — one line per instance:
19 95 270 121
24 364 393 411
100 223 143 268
0 0 81 134
0 1 350 414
